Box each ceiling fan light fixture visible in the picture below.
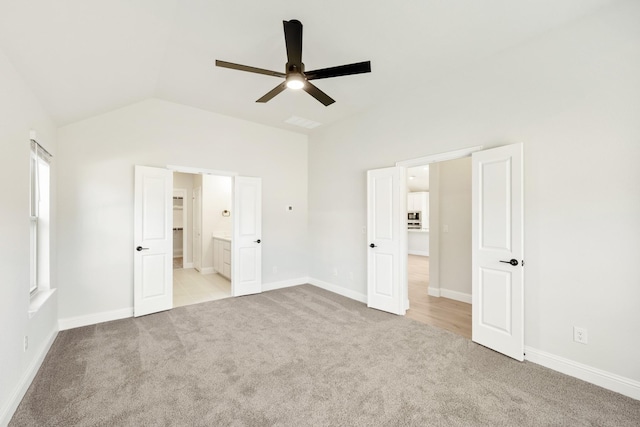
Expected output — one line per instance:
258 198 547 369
285 74 305 90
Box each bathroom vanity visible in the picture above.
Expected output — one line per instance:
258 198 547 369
212 236 232 279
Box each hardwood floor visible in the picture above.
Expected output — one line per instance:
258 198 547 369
406 255 472 339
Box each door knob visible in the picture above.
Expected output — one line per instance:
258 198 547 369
369 243 377 248
254 239 261 244
500 259 519 266
136 246 149 251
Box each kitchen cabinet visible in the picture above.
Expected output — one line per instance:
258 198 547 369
213 237 232 280
408 229 429 256
407 191 430 228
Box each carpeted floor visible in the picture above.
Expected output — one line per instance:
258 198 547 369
10 285 640 426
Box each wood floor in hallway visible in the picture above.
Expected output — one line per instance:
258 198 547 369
406 255 472 339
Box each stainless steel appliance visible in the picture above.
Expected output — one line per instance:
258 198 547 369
408 211 421 229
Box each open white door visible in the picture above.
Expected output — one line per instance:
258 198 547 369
232 176 262 297
134 166 173 317
472 143 524 361
367 167 406 315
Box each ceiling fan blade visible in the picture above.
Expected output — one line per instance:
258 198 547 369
283 20 303 67
256 82 288 103
306 61 371 81
216 60 285 78
303 82 335 106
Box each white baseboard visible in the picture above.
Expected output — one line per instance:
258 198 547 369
1 327 58 427
307 277 367 304
199 267 215 275
408 250 429 256
524 346 640 401
183 262 194 269
425 287 472 304
262 277 309 292
439 288 472 304
58 307 133 331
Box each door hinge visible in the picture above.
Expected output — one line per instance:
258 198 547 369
522 260 525 267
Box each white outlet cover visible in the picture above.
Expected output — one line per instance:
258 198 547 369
573 327 588 344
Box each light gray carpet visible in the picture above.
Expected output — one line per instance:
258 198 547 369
10 285 640 426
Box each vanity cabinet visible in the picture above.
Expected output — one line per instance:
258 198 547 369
213 237 232 280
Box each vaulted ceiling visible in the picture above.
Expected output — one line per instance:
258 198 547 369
0 0 619 134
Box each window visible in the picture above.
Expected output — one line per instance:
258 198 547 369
30 140 52 295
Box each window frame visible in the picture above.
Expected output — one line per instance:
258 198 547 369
29 140 52 295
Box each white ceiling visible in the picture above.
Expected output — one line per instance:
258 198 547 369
408 165 429 192
0 0 619 134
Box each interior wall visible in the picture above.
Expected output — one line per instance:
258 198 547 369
173 172 194 265
438 157 472 297
201 174 232 271
0 47 58 422
307 1 640 382
56 98 308 322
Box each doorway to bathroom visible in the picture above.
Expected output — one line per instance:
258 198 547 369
172 171 232 308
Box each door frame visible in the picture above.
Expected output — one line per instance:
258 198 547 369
395 145 484 311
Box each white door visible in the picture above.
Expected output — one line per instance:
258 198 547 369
193 186 202 271
232 176 262 296
134 166 173 317
367 167 406 315
471 143 524 361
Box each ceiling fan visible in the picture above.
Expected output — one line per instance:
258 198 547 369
215 19 371 106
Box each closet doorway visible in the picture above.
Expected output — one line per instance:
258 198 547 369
172 171 232 308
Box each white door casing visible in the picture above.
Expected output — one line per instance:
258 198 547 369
232 176 262 297
471 143 524 361
367 166 407 315
134 166 173 317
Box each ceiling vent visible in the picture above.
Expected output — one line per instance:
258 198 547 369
284 116 322 129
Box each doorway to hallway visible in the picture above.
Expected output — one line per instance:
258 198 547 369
405 254 471 338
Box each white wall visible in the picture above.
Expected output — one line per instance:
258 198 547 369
308 0 640 385
56 98 308 323
0 48 58 423
438 157 472 297
201 174 232 270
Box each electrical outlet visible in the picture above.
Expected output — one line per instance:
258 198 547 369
24 336 28 352
332 268 338 277
573 327 588 344
273 266 278 274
